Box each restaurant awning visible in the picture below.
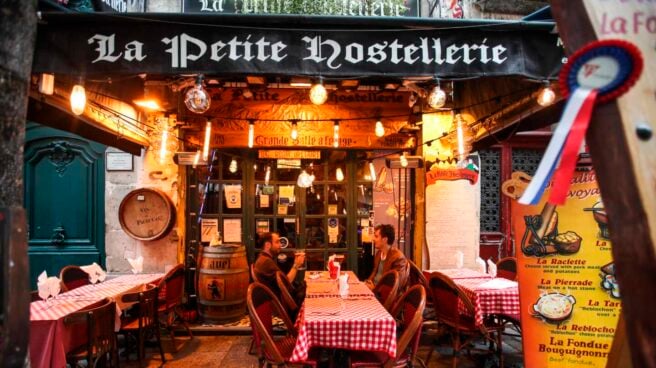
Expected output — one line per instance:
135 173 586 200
32 12 563 80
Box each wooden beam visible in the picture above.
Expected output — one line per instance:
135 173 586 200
550 2 656 367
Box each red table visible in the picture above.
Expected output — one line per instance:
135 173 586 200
289 272 396 363
424 268 492 280
29 273 163 368
453 277 520 327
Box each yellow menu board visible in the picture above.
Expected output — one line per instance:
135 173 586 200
512 169 620 367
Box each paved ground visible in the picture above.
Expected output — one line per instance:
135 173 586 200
120 326 524 367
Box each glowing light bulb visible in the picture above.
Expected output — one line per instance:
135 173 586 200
159 129 168 164
192 150 201 169
336 167 344 181
70 84 86 115
39 73 54 95
202 121 211 161
375 120 385 137
537 85 556 106
184 76 211 114
400 152 408 168
264 166 271 185
427 85 447 109
291 121 298 140
229 159 238 173
309 82 328 105
248 121 254 148
369 162 376 182
333 121 340 148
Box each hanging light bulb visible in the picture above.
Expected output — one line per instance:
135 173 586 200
369 162 377 182
291 120 298 140
159 129 169 164
297 170 312 188
202 121 211 161
427 84 447 109
400 152 408 168
248 120 255 148
454 113 474 161
375 120 385 137
336 167 344 182
537 82 556 106
70 83 86 116
309 80 328 105
333 120 340 148
264 166 271 185
253 163 258 171
184 75 211 114
192 150 201 169
229 159 238 173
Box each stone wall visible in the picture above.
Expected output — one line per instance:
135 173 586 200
104 145 183 273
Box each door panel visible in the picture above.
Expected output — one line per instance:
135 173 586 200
24 123 105 288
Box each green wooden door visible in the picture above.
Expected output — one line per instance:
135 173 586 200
24 122 106 288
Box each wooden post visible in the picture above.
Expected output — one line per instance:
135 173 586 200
550 1 656 367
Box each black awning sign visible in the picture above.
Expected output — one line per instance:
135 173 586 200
34 21 563 78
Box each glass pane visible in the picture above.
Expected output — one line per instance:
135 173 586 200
356 184 373 216
276 162 300 181
276 184 297 216
199 182 222 214
276 218 298 249
255 218 273 248
308 162 324 181
255 184 275 215
327 185 347 215
221 184 242 214
326 151 347 182
305 218 325 249
306 184 325 215
327 217 347 248
254 160 275 181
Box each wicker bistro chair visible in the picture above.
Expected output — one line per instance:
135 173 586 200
428 272 505 368
275 271 300 322
59 265 91 292
348 285 427 368
157 264 193 351
496 257 518 281
64 298 119 368
373 270 400 312
119 284 165 364
247 282 318 367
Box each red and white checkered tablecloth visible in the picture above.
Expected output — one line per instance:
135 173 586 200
454 277 520 327
30 273 163 368
424 268 492 280
290 279 396 363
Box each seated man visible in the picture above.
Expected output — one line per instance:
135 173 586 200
364 224 409 290
254 232 306 302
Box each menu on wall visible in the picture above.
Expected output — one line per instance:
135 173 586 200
511 169 620 367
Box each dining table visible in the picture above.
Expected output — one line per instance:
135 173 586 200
29 273 164 368
452 277 520 327
289 271 397 363
424 268 492 280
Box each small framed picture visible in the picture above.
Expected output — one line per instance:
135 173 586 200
106 152 133 171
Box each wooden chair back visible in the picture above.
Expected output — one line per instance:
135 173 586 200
496 257 518 281
59 265 90 292
391 285 426 363
63 298 117 367
407 260 432 305
373 270 399 311
275 271 299 314
121 284 158 331
246 282 295 365
158 264 185 311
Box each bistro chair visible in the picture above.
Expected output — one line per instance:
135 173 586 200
251 263 261 283
64 298 119 368
348 285 426 368
496 257 518 281
373 270 400 312
275 271 299 322
247 282 318 367
59 265 91 292
157 264 193 351
428 272 505 368
119 284 165 364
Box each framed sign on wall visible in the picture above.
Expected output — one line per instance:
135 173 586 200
106 152 133 171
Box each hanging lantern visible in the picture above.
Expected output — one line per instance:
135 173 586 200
309 81 328 105
264 166 271 185
184 75 211 114
335 167 344 182
427 85 447 109
291 120 298 140
297 170 312 188
70 84 86 116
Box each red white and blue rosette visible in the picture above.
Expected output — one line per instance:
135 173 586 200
519 39 643 206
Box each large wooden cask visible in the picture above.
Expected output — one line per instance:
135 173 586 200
198 244 249 322
118 188 175 241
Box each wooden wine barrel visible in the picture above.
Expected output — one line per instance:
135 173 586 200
118 188 176 241
198 244 249 323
